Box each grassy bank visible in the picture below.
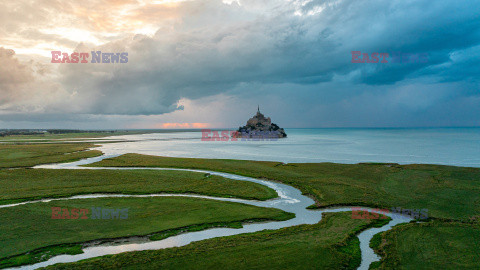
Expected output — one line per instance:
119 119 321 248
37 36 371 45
0 131 148 142
0 169 277 205
89 154 480 221
41 212 389 270
0 130 200 143
370 221 480 269
0 143 102 168
0 197 293 268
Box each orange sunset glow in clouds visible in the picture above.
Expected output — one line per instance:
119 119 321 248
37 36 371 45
157 123 209 128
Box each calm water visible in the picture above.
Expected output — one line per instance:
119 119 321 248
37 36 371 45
99 128 480 167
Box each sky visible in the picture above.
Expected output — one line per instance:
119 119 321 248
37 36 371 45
1 0 479 129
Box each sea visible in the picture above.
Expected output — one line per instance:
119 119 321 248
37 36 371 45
100 128 480 167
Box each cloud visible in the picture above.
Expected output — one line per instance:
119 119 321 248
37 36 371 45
0 0 479 127
0 47 34 105
0 47 73 114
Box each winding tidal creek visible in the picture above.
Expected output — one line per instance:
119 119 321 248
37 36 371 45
5 154 412 270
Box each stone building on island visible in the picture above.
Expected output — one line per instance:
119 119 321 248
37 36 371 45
235 106 287 139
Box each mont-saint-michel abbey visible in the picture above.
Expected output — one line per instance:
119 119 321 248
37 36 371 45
236 106 287 139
